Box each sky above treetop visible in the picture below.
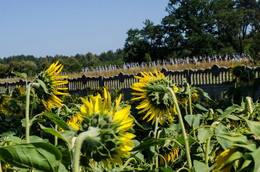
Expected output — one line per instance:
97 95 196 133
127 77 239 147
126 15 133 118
0 0 168 58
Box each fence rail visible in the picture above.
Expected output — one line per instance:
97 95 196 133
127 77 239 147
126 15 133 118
1 65 260 100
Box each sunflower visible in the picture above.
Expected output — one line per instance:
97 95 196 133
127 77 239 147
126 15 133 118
159 147 179 165
74 88 135 166
213 148 236 172
191 92 200 102
66 113 83 131
230 64 255 86
11 85 25 99
230 64 244 78
131 69 177 125
35 61 68 110
0 86 25 117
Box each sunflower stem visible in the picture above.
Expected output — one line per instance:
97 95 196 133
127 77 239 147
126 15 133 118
187 83 193 115
167 87 192 169
55 107 61 146
25 83 32 143
187 84 196 138
73 127 100 172
154 117 159 168
205 137 211 166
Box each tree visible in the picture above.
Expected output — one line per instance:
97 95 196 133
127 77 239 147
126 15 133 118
0 63 10 78
8 60 37 76
162 0 217 56
61 57 82 73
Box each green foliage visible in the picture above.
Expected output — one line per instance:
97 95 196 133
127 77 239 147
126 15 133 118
0 142 62 172
124 0 259 62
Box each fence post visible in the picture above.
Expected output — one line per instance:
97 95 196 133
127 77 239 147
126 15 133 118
5 82 9 94
99 76 104 87
185 69 191 84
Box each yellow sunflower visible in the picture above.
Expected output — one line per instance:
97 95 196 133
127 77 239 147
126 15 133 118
159 147 179 165
35 61 68 110
66 113 83 131
230 64 255 86
213 148 236 172
0 86 25 117
131 69 178 125
74 88 135 166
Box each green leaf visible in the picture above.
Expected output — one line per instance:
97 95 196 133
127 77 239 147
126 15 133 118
216 132 248 148
232 143 256 152
132 137 168 151
185 114 202 128
239 160 252 171
0 142 62 172
227 115 240 120
250 147 260 172
29 135 48 143
220 151 243 170
12 71 27 79
245 119 260 136
193 160 210 172
42 113 70 130
131 140 144 162
37 79 49 94
194 104 208 112
39 124 74 149
5 136 23 144
197 128 212 143
218 105 239 121
214 124 249 150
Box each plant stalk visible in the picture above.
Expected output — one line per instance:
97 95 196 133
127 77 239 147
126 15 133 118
205 137 211 166
154 117 159 168
168 87 192 169
187 83 193 115
55 107 62 146
73 127 100 172
25 83 32 143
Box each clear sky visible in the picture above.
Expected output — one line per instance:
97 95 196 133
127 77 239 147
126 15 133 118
0 0 169 58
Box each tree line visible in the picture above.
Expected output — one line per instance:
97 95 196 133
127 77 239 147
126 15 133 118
124 0 259 62
0 50 124 78
0 0 259 77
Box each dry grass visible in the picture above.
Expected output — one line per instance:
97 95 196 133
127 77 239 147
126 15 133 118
0 59 255 83
70 59 253 78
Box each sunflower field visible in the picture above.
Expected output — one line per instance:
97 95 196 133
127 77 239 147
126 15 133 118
0 62 259 172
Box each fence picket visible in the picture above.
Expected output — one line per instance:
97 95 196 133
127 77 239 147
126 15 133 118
1 65 259 100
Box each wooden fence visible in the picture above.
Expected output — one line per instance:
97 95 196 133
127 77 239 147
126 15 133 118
1 65 260 100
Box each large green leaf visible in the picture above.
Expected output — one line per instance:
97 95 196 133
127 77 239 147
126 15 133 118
42 113 70 130
250 147 260 172
216 132 249 150
0 142 62 172
197 128 212 143
245 119 260 136
12 71 27 79
40 124 75 149
193 160 210 172
185 114 202 129
214 124 249 150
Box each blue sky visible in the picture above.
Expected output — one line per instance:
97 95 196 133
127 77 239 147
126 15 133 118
0 0 168 58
